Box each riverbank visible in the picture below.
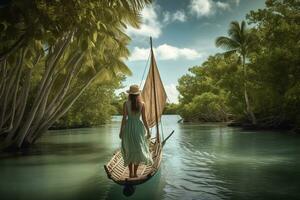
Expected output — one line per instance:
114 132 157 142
227 121 299 133
180 118 299 134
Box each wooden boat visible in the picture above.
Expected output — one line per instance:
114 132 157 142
104 37 174 188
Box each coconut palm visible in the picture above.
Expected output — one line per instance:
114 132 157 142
215 20 257 124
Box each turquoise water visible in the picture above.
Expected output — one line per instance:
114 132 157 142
0 115 300 200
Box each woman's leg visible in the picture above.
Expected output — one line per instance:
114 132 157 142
133 163 139 177
129 163 133 177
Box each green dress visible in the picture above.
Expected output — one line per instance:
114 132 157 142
121 101 153 166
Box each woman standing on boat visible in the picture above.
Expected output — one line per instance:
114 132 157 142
119 84 153 178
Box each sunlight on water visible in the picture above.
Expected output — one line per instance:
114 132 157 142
0 115 300 200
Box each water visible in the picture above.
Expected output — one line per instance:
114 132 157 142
1 115 300 200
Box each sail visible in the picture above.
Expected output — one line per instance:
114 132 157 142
142 49 167 128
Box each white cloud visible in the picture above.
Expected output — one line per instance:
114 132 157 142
126 5 162 38
189 0 232 18
129 47 149 61
164 84 179 103
163 12 171 23
129 44 202 61
216 1 230 10
173 10 187 22
189 0 214 17
163 10 187 24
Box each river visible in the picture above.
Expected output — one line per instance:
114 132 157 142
0 115 300 200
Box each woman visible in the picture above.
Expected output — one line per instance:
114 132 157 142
119 84 153 178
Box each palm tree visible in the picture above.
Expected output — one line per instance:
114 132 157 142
0 0 152 150
215 20 257 125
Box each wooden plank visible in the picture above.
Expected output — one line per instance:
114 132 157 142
113 167 123 177
113 164 124 177
110 157 123 171
140 165 147 176
120 167 128 179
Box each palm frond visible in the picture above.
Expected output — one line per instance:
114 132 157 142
117 0 150 11
124 0 152 11
228 21 240 37
215 36 240 50
223 49 238 58
217 20 253 59
112 59 132 76
228 21 243 44
240 20 246 36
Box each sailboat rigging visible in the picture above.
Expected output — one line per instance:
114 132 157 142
104 37 174 190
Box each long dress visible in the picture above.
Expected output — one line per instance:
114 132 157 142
121 101 153 166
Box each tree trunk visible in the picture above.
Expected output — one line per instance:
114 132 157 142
29 75 96 143
15 37 71 148
242 55 257 125
0 34 26 61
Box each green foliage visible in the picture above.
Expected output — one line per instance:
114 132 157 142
163 103 179 115
178 54 241 122
178 0 300 129
246 0 300 128
111 92 128 115
180 92 229 122
52 79 121 129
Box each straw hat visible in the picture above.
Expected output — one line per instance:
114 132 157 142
126 84 141 95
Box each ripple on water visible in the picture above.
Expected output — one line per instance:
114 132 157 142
162 137 231 200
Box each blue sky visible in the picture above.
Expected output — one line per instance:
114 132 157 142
120 0 266 103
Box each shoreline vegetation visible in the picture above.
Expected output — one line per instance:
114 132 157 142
0 1 299 151
176 0 300 133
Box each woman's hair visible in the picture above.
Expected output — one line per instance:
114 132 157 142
129 94 140 112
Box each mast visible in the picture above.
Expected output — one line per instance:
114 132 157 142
150 37 160 143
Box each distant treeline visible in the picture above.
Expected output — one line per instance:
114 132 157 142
163 103 179 115
177 0 300 131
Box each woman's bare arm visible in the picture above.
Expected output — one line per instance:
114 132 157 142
141 103 150 138
119 102 127 139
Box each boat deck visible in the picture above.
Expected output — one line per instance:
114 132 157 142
104 140 162 185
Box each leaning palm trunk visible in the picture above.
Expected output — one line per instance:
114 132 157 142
0 34 107 150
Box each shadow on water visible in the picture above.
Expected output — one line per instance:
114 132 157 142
0 142 108 166
102 169 165 200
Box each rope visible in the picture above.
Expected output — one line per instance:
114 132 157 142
140 51 151 87
160 119 164 142
167 96 173 104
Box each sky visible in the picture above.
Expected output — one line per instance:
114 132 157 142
119 0 266 103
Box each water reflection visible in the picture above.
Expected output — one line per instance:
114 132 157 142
0 115 300 200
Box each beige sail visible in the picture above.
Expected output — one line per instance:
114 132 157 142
141 49 167 128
